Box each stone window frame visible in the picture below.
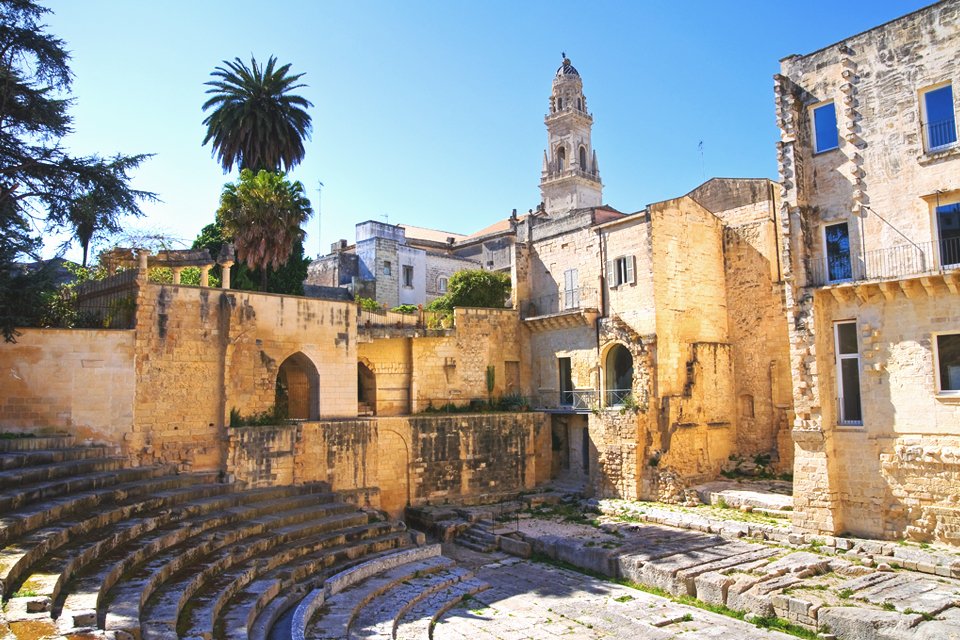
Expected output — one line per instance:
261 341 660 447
918 81 957 154
809 99 839 155
383 261 392 276
609 255 636 288
437 276 448 293
833 320 864 427
821 220 855 284
928 190 960 269
933 331 960 399
402 265 414 288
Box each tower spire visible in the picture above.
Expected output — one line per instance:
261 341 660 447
539 55 602 215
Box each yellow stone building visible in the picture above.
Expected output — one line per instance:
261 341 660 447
776 0 960 542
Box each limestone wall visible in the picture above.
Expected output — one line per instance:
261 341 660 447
227 412 550 517
0 329 135 443
131 283 357 470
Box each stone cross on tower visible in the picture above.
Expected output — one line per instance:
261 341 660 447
539 54 602 215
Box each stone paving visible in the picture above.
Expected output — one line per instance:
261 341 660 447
433 551 796 639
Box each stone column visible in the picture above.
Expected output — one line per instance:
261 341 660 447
200 266 210 287
171 267 182 285
220 261 234 289
136 249 150 279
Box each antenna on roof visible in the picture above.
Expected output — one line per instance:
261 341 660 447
698 140 705 181
381 213 389 224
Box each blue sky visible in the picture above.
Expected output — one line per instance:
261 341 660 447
43 0 932 261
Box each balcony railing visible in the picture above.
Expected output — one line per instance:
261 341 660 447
520 286 597 319
535 389 596 412
807 237 960 287
357 307 453 331
923 117 958 152
605 389 632 407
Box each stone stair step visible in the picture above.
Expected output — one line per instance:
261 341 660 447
350 565 476 639
0 456 125 490
143 510 371 639
247 535 418 640
101 500 361 638
0 446 112 471
0 473 227 599
0 463 175 513
56 486 337 630
197 525 413 640
0 470 215 548
393 578 489 640
0 436 75 453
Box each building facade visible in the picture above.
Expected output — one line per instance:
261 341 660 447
776 0 960 542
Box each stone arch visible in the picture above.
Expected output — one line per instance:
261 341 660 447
377 428 410 517
579 145 587 169
557 145 566 171
276 352 320 420
358 359 377 416
603 342 634 406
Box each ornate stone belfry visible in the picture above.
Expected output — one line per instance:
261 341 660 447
540 54 602 215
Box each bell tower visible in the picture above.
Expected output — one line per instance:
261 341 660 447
540 54 602 215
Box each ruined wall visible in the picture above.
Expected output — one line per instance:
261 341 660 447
131 283 357 470
0 329 135 443
227 412 550 518
358 338 412 416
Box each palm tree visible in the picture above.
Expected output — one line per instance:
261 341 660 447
217 169 312 291
202 56 313 173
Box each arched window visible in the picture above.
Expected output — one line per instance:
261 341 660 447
276 352 320 420
557 97 563 110
604 344 634 406
579 146 587 170
577 97 582 111
557 146 566 171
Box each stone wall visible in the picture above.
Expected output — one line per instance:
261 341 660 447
227 412 551 517
0 329 135 443
130 283 358 471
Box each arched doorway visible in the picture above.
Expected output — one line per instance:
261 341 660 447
358 361 377 416
605 344 633 406
276 352 320 420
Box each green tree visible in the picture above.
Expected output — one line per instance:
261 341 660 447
217 169 312 291
427 270 511 310
202 55 313 173
0 0 154 340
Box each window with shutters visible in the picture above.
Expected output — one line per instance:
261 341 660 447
563 268 579 310
608 255 635 287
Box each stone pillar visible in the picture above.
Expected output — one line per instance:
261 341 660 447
220 261 234 289
200 266 210 287
137 249 150 279
171 267 182 285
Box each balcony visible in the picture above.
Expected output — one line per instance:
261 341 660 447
520 287 600 332
807 237 960 292
534 390 596 413
923 117 958 153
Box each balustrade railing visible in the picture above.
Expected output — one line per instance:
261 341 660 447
807 237 960 287
535 389 596 412
520 287 597 319
605 389 633 407
357 307 452 330
923 117 958 151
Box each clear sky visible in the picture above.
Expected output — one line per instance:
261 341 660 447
43 0 933 261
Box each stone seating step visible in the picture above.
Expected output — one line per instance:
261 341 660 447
239 542 420 640
304 554 453 639
56 485 336 629
0 472 227 598
393 577 489 640
0 455 126 490
0 463 175 513
0 445 112 470
189 524 413 640
349 564 476 639
141 510 374 639
100 499 362 638
0 469 217 549
0 436 75 452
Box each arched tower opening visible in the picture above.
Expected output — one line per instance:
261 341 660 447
557 146 566 171
579 145 587 170
358 361 377 416
276 352 320 420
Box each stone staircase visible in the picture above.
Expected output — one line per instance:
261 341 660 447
291 544 489 640
0 435 426 640
455 521 498 553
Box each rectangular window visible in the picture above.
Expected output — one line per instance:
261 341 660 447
936 333 960 395
558 357 573 406
383 261 391 276
922 84 957 151
402 265 413 287
824 222 853 282
437 276 448 293
812 101 839 153
835 321 862 425
608 255 635 287
936 202 960 268
563 268 579 310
